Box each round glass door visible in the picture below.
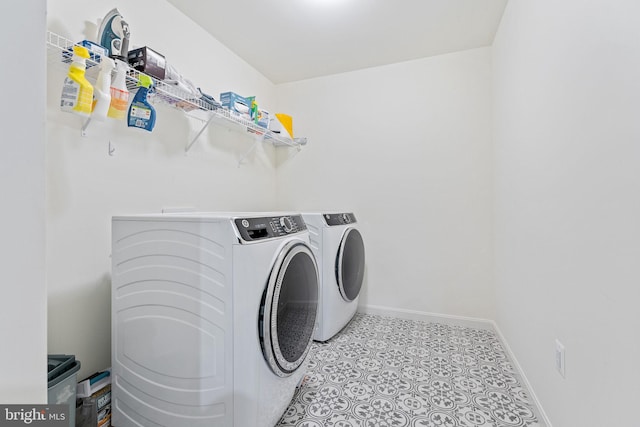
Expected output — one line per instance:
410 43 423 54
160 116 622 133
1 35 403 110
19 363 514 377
260 241 319 377
336 227 365 302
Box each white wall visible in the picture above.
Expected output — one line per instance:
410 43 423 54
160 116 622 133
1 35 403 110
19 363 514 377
493 1 640 425
0 0 47 403
46 0 280 378
276 48 495 320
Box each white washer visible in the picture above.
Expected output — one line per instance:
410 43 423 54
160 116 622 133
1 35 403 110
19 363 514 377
111 212 319 427
302 212 365 342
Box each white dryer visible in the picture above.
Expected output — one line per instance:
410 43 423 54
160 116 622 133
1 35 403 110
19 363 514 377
302 212 365 342
111 212 319 427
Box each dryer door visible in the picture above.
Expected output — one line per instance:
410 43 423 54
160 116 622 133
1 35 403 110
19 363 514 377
336 227 365 302
260 240 319 377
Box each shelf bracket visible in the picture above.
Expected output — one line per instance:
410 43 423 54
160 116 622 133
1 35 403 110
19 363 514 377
237 140 259 168
185 113 216 153
81 118 92 137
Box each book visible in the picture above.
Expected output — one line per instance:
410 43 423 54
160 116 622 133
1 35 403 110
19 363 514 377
77 368 111 398
76 384 111 427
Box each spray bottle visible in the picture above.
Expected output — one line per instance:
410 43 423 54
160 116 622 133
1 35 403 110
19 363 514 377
127 74 156 132
107 59 129 120
60 45 94 116
247 96 259 125
91 57 115 121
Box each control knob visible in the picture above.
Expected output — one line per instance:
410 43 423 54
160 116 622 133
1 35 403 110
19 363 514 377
341 213 351 224
280 216 294 233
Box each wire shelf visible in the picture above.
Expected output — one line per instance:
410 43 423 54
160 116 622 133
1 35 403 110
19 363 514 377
46 30 304 150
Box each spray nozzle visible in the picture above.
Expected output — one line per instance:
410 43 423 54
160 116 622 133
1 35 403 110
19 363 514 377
72 45 90 59
137 74 153 89
100 56 115 71
113 59 128 72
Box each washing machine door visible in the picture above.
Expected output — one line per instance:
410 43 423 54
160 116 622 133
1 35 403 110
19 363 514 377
260 240 319 377
336 227 365 302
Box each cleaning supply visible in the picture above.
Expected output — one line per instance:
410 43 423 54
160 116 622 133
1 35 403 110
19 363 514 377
91 57 115 121
256 108 270 129
127 74 156 132
247 96 259 124
60 45 94 117
107 59 129 120
272 113 294 139
97 8 130 61
220 92 250 119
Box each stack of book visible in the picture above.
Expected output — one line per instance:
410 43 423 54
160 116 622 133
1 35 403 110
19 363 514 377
76 369 111 427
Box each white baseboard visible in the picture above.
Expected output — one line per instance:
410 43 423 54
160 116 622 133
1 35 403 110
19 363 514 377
490 321 553 427
357 304 551 426
357 304 494 330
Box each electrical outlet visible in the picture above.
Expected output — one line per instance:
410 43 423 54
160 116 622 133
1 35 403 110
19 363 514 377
555 339 566 378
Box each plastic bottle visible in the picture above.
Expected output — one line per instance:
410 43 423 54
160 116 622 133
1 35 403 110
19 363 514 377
247 96 259 124
107 59 130 120
60 45 94 116
91 57 115 121
127 74 156 132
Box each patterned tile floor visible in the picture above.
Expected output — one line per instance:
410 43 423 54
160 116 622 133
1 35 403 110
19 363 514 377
277 313 545 427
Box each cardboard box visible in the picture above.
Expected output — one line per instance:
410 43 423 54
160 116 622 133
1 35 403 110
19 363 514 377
128 46 166 80
256 108 270 129
76 384 111 427
220 92 250 119
62 40 108 66
79 40 108 62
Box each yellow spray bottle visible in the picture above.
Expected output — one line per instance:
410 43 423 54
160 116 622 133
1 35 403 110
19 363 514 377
60 45 94 116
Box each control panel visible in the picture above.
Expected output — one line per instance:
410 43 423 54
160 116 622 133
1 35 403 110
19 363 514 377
234 215 307 242
323 213 357 226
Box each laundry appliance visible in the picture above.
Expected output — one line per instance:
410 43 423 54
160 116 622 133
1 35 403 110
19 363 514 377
302 212 365 342
111 212 319 427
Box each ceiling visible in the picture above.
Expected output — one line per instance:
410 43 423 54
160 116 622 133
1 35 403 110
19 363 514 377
166 0 508 84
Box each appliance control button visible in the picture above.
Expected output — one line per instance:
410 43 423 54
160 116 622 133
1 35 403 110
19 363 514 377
280 216 294 233
341 213 350 224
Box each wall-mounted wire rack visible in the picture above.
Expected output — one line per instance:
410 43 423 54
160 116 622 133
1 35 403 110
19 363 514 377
46 30 306 152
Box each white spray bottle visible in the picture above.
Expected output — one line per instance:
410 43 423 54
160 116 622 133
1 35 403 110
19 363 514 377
91 57 115 120
107 59 130 120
